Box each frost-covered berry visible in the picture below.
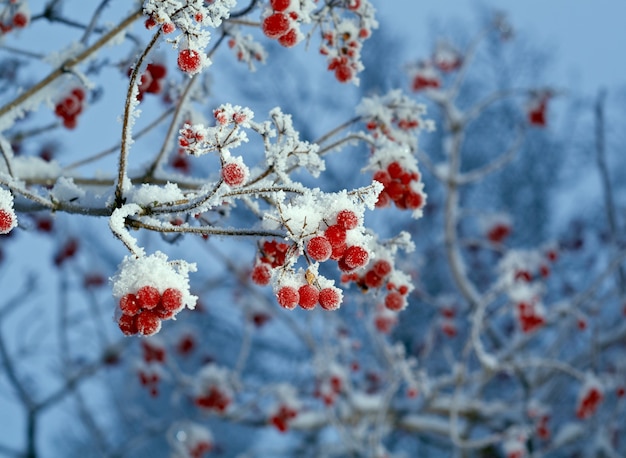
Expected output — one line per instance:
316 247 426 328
119 293 141 316
325 225 346 248
319 287 341 310
306 236 332 262
251 264 272 285
384 291 406 311
298 284 319 310
161 288 183 312
336 209 359 230
342 245 369 269
278 28 298 48
118 314 138 336
276 286 299 310
222 161 248 187
271 0 291 11
0 209 15 235
136 311 162 336
372 260 392 277
177 49 203 74
137 286 161 310
161 22 175 34
263 13 290 39
12 12 28 28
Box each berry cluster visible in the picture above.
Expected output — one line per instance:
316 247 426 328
53 238 79 266
276 283 342 311
227 33 266 67
117 286 184 337
432 42 463 72
141 339 166 363
314 368 345 406
0 2 29 35
54 88 86 129
269 404 298 433
411 64 441 92
130 62 167 101
372 161 425 212
262 0 301 48
195 386 231 413
137 364 162 397
515 301 545 333
251 240 292 286
576 380 603 420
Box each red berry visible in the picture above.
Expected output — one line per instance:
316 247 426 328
373 170 391 186
161 22 175 34
372 260 392 277
119 293 141 316
319 287 341 310
364 270 384 288
137 286 161 310
177 49 203 74
271 0 291 11
487 223 511 243
330 243 347 261
136 311 161 336
0 209 14 234
298 284 319 310
325 225 346 247
384 291 405 311
387 161 403 179
278 28 298 47
336 209 358 230
262 13 290 39
251 264 272 285
306 236 332 262
147 63 166 79
276 286 299 310
12 12 28 28
342 245 369 269
334 64 353 83
118 314 138 336
222 161 247 187
161 288 182 312
405 191 424 210
145 16 157 29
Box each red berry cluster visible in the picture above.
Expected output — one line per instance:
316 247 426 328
269 404 298 433
374 306 398 333
276 283 342 311
410 63 441 92
141 340 166 363
372 162 425 211
177 48 203 74
188 441 212 458
432 43 463 73
251 240 292 286
262 0 300 48
0 7 29 34
576 384 603 420
117 286 184 336
54 88 86 129
131 63 167 101
138 366 161 397
515 301 544 333
315 373 344 406
195 386 231 413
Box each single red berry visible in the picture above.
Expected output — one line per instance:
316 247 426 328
325 225 346 247
119 293 141 316
405 191 424 210
145 16 157 29
262 13 290 39
330 242 347 261
251 263 272 285
177 49 203 74
319 287 341 310
336 209 358 230
276 286 299 310
334 64 353 83
298 284 319 310
387 161 403 179
137 286 161 310
222 161 247 187
364 270 384 288
12 12 28 28
373 170 391 186
342 245 369 269
384 291 405 311
118 314 138 336
147 63 166 79
271 0 291 11
161 22 175 34
136 311 161 336
161 288 183 312
372 260 392 278
278 28 298 48
307 236 332 262
0 209 14 234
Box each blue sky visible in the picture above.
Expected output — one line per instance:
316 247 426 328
381 0 625 92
